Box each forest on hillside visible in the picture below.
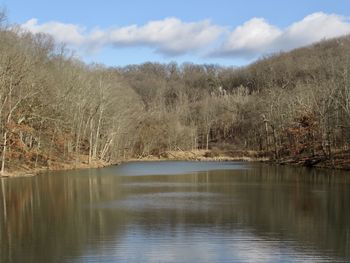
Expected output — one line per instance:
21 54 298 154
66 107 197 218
0 11 349 174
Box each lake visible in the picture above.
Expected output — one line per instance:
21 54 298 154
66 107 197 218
0 161 350 262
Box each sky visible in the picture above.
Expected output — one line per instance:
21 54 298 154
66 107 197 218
2 0 350 67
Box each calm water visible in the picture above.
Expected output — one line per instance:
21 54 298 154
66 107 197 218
0 161 350 263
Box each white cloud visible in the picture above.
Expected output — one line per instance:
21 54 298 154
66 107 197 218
21 13 350 60
215 18 282 58
21 17 224 56
22 18 86 46
214 12 350 59
106 18 224 55
280 12 350 50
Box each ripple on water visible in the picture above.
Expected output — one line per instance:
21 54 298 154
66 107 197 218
66 229 344 263
92 191 226 211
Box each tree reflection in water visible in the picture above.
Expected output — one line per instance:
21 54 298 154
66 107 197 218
0 162 349 263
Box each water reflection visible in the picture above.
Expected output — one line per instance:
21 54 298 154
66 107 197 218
0 162 350 263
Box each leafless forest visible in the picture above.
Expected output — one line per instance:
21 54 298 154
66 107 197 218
0 12 349 174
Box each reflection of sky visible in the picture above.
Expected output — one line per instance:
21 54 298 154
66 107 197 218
53 162 350 263
69 229 336 263
92 192 224 211
113 161 249 176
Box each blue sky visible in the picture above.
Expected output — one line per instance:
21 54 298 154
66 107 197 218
2 0 350 67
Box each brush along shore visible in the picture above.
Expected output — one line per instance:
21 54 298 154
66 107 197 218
2 148 349 178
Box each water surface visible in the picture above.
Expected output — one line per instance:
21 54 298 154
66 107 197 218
0 161 349 262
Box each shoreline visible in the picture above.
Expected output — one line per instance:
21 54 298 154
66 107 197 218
0 159 111 178
122 149 350 171
1 149 349 178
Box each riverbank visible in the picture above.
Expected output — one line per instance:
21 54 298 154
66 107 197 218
0 156 110 178
127 149 268 162
129 149 350 171
1 149 349 178
276 150 350 170
0 149 265 178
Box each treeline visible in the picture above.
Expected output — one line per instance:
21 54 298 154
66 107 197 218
116 36 350 163
220 37 350 161
0 12 349 173
0 16 143 174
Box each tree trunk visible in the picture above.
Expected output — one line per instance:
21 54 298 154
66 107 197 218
93 108 103 159
88 118 93 164
272 126 278 159
206 131 209 151
264 121 269 152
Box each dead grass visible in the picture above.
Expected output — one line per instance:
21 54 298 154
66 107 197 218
131 149 268 162
0 155 110 178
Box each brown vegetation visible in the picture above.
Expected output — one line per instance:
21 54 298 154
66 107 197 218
0 10 349 176
128 149 267 162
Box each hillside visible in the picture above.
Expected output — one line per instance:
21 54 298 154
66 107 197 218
0 17 349 176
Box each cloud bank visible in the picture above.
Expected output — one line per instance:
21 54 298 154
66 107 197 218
22 17 224 56
214 12 350 58
21 12 350 60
